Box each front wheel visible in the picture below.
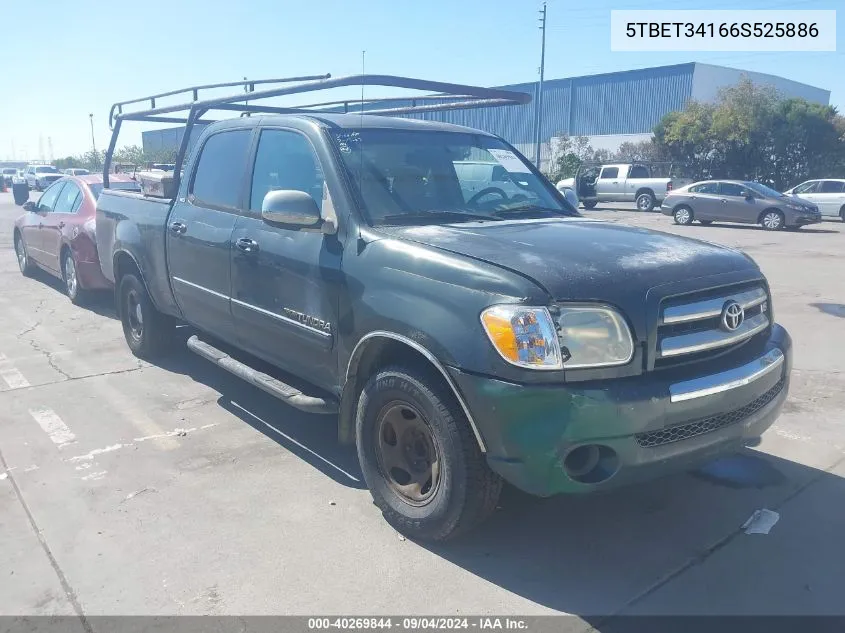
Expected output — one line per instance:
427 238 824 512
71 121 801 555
118 273 175 359
636 192 656 212
673 206 693 225
14 234 34 276
356 365 502 542
760 210 785 231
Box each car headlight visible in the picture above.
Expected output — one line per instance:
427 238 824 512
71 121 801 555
786 203 805 211
480 306 562 370
555 305 634 369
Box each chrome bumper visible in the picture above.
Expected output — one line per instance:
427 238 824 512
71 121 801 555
669 348 784 403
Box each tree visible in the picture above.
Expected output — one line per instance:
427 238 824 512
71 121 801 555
653 77 845 189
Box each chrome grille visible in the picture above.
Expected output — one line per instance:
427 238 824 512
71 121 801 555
656 284 769 365
635 376 785 448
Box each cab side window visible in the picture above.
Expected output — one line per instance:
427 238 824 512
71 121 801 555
793 181 819 194
249 129 325 212
190 130 252 209
629 165 649 179
53 182 82 213
36 181 66 212
599 167 618 179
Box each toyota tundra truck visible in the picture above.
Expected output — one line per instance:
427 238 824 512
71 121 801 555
96 75 791 541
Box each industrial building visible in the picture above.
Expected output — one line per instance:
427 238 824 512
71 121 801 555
141 62 830 171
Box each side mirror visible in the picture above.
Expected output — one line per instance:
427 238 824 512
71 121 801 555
22 200 37 212
261 190 322 229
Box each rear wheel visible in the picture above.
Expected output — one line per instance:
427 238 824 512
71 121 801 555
760 210 785 231
14 233 34 276
673 206 693 225
582 200 597 210
62 250 87 305
356 365 502 541
118 273 175 360
636 191 656 212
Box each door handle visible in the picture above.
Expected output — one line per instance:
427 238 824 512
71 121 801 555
720 199 728 203
169 221 187 234
236 238 259 253
57 221 65 229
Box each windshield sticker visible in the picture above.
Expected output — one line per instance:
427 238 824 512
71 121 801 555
487 149 532 174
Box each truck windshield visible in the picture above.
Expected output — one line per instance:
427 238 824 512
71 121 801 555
331 129 573 225
36 166 59 173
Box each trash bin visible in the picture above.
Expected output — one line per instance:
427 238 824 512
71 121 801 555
12 182 29 206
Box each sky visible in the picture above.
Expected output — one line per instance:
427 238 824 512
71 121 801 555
0 0 842 160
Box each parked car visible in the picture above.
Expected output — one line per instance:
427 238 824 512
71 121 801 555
661 180 821 230
2 168 18 187
97 76 792 541
454 160 577 212
557 162 691 211
12 174 141 303
24 165 63 191
64 168 90 176
783 179 845 221
554 180 579 209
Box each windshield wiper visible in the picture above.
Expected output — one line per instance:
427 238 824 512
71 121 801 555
379 210 502 225
491 204 572 217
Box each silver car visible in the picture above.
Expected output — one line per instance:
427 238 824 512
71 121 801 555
660 180 821 231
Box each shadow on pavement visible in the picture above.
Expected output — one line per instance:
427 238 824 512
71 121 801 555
26 266 118 319
686 223 839 234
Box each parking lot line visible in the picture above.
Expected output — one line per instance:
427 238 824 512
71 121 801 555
0 352 31 389
28 408 76 447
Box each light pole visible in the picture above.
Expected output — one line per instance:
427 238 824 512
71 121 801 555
89 113 96 154
533 2 547 169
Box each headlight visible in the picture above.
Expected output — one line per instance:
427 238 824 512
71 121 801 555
786 203 804 211
480 306 562 370
555 305 634 368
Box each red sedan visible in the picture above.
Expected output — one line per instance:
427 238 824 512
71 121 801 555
13 174 141 303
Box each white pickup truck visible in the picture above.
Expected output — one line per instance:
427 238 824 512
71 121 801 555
558 163 690 212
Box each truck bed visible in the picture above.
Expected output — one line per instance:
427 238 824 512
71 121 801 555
96 189 181 317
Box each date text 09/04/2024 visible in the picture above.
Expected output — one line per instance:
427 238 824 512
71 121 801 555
307 618 528 630
625 22 818 38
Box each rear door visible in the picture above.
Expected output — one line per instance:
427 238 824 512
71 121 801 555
717 182 757 223
230 127 340 390
167 127 253 342
595 166 622 201
686 182 720 220
26 180 66 265
42 180 84 272
816 180 845 217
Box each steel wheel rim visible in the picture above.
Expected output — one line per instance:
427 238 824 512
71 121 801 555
676 209 690 224
64 256 77 296
764 213 781 229
126 289 144 339
375 402 441 506
637 195 650 210
16 240 26 272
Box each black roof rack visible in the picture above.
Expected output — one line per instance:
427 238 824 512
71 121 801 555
103 73 532 188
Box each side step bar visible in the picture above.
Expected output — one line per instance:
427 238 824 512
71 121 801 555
186 335 338 415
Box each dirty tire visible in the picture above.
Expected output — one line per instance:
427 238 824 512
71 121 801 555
356 365 502 542
636 191 656 212
14 233 34 276
118 273 174 360
62 250 87 305
760 209 785 231
581 200 597 210
673 206 693 225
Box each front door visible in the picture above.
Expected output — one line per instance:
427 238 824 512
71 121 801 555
167 127 254 341
26 180 66 266
595 166 623 201
230 128 340 391
686 182 721 220
41 180 84 273
716 182 757 223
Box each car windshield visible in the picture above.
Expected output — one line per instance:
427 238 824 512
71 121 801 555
88 181 142 199
35 166 59 173
745 181 785 199
331 129 574 225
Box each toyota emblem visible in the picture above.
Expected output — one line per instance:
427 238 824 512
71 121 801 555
721 301 745 332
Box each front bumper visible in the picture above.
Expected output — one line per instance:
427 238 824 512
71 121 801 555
449 324 792 496
791 214 822 227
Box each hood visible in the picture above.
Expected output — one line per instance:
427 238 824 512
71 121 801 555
377 218 759 337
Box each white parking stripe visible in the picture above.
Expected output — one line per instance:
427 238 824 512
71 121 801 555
0 353 30 389
28 408 76 447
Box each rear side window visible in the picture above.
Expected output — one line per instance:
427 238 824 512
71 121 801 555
191 130 252 208
599 167 618 179
820 181 845 193
792 181 819 194
689 182 719 194
629 165 649 179
53 182 82 213
37 181 65 212
249 129 325 212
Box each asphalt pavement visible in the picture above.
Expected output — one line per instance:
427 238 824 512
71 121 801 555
1 192 844 627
